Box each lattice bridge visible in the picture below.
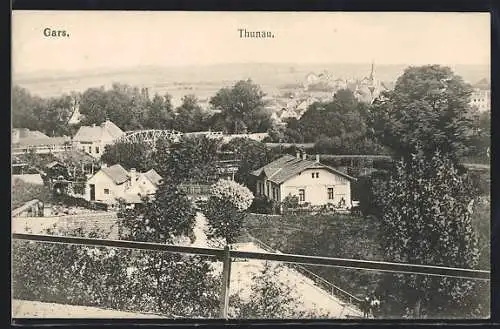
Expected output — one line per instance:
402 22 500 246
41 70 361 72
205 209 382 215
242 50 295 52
117 129 185 146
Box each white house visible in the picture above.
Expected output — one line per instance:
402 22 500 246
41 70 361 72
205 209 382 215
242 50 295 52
12 128 72 155
85 164 163 206
72 120 125 159
251 152 356 209
470 78 490 112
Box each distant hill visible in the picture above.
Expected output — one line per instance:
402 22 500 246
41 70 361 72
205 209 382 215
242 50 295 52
13 63 490 104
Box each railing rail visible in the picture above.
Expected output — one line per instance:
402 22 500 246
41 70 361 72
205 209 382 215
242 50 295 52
12 233 490 319
242 232 363 308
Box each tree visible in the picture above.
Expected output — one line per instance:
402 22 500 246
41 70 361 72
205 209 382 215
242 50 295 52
152 135 221 185
174 95 210 132
204 179 254 245
79 83 151 130
101 140 151 172
273 89 386 154
12 85 74 136
118 183 220 316
120 183 197 243
374 150 482 318
37 95 74 136
209 79 271 133
146 94 175 129
12 85 40 131
221 138 279 191
371 65 476 162
464 110 490 164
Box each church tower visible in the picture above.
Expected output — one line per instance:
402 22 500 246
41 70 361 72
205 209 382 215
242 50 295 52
368 61 376 97
369 60 375 82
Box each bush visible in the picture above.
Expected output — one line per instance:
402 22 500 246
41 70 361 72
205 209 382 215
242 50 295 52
209 179 254 211
204 180 254 244
282 195 299 210
51 194 93 209
12 179 51 209
248 195 276 214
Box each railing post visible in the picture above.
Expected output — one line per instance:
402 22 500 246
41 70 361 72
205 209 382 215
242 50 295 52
219 245 232 319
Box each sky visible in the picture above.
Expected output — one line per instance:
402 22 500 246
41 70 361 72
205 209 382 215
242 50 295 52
12 11 490 75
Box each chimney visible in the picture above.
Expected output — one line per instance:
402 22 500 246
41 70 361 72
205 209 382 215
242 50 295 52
315 154 320 163
302 152 307 161
130 168 137 185
296 151 301 159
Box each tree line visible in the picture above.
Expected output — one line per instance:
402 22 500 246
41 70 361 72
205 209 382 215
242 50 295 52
13 65 489 164
12 79 273 137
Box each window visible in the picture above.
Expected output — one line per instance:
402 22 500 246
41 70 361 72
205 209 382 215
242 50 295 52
88 146 92 153
311 173 315 178
337 176 347 185
104 189 110 195
337 194 346 207
316 172 319 178
298 189 305 202
95 146 100 154
328 188 334 200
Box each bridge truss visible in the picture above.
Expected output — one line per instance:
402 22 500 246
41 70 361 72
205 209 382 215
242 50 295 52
117 129 185 147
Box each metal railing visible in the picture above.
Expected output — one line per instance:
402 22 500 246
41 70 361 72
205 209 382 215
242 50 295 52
12 233 490 319
242 232 363 308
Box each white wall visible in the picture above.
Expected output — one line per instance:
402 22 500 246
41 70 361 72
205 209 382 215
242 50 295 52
74 137 115 159
129 175 157 196
86 171 127 204
280 168 351 206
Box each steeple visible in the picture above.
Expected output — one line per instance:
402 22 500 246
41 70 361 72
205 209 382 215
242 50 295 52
369 60 375 81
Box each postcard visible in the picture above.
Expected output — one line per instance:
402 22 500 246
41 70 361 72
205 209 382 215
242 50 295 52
11 11 491 321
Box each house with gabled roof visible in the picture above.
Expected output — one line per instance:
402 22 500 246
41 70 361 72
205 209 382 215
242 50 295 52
72 119 125 158
251 152 357 209
470 78 490 112
85 164 163 207
12 128 72 155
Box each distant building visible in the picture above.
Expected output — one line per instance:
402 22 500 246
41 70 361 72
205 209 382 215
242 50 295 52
12 128 72 155
68 105 83 125
470 78 490 112
251 152 357 209
353 62 387 104
301 62 390 105
72 120 125 159
85 164 163 207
